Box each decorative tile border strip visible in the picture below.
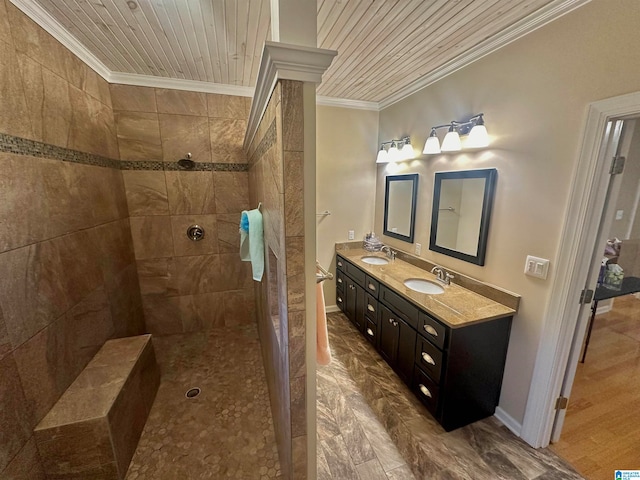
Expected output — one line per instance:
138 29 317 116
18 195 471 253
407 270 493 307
249 119 277 166
0 133 119 169
0 133 249 172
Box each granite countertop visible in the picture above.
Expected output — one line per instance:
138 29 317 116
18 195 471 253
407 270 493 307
337 247 517 328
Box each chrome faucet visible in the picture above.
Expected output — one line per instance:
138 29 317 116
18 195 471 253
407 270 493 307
380 245 397 260
431 265 454 285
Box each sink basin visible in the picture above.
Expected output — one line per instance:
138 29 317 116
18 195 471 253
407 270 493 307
361 256 389 265
404 278 445 295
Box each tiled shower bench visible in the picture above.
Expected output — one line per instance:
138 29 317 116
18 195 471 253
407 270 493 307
34 334 160 479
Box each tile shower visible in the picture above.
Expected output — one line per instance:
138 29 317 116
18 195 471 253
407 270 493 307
0 2 293 478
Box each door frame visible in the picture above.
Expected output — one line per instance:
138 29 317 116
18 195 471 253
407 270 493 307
520 91 640 448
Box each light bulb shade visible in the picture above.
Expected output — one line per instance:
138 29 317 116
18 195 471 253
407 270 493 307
441 129 461 152
400 141 414 160
423 135 441 155
466 124 489 148
376 147 389 163
387 145 400 162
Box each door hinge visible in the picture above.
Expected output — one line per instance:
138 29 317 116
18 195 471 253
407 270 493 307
610 155 626 175
555 396 569 410
579 289 594 304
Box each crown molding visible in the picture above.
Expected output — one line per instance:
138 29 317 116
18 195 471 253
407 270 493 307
317 95 379 111
8 0 111 80
108 72 255 97
379 0 593 109
243 41 337 150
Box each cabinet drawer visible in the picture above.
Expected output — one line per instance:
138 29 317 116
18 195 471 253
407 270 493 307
364 318 377 346
380 285 419 329
415 337 443 383
336 255 345 271
365 294 378 317
418 312 447 350
336 291 345 311
345 261 366 287
336 271 345 292
413 366 440 415
365 275 379 297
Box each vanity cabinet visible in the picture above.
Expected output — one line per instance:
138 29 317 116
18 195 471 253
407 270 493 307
335 253 513 432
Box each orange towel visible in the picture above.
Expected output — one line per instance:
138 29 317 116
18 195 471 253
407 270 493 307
316 280 332 365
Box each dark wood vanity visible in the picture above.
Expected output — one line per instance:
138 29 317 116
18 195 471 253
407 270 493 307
336 251 514 432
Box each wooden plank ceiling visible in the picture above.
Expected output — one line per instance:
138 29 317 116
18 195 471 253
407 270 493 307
34 0 560 103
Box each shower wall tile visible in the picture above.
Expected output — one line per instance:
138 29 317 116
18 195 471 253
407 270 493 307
0 40 34 141
123 170 170 216
281 81 304 152
115 112 162 161
96 219 136 285
0 0 11 45
170 214 218 256
141 295 182 336
213 171 250 213
209 118 247 163
0 354 33 472
219 252 253 290
106 264 145 338
17 53 71 149
110 84 157 113
0 309 9 361
180 292 226 332
284 150 304 237
290 375 306 437
2 437 45 480
130 216 174 260
167 254 222 296
207 93 249 120
156 88 207 116
0 153 49 253
136 258 171 296
217 213 242 253
159 113 211 163
223 289 256 326
165 171 215 214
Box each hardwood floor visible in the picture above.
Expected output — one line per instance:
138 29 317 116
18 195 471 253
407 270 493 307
550 295 640 479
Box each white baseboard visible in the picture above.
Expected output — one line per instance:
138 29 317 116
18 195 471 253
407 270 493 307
325 305 340 313
494 407 523 437
596 303 612 315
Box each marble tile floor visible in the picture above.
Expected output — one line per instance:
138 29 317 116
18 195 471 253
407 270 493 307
125 324 282 480
318 312 585 480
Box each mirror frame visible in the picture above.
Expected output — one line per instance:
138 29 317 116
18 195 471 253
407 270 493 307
383 173 419 243
429 168 497 266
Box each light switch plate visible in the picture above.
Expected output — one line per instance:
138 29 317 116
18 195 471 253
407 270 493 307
415 243 422 255
616 210 624 220
348 230 355 240
524 255 550 280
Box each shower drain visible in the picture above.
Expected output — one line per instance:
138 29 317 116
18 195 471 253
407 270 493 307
185 387 201 399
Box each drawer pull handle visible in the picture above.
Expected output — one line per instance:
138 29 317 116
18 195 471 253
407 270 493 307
424 324 438 337
368 283 376 291
338 261 343 267
388 318 398 327
367 304 375 312
337 278 342 284
337 296 342 303
349 285 355 290
419 384 432 398
422 352 436 366
366 328 374 337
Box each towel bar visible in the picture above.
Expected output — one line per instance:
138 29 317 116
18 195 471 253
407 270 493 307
316 261 334 283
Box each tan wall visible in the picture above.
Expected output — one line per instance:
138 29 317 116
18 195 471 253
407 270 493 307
247 80 307 479
376 0 640 424
110 85 255 335
0 2 143 476
316 106 379 307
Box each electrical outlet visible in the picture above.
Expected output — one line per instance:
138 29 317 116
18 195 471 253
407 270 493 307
524 255 550 280
348 230 355 240
616 210 624 220
415 243 422 255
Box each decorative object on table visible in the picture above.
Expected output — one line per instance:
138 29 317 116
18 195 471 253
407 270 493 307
603 263 624 290
364 231 383 252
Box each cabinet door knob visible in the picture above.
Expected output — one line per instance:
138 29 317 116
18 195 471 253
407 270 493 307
421 352 436 366
419 384 432 398
367 304 375 312
388 318 394 324
366 328 374 337
368 283 376 291
423 324 438 337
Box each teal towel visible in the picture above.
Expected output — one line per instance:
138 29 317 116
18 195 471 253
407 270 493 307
239 208 264 281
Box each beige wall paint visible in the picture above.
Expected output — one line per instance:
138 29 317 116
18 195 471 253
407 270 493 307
375 0 640 424
316 105 379 306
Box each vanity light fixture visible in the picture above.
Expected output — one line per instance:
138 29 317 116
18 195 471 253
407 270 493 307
422 113 489 155
376 136 414 163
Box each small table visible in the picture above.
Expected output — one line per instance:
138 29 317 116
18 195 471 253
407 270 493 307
581 276 640 362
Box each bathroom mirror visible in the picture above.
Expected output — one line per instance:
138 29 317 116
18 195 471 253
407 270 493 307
429 168 497 266
384 174 419 243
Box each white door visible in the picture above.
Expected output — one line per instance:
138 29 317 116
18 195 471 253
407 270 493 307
550 119 627 442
